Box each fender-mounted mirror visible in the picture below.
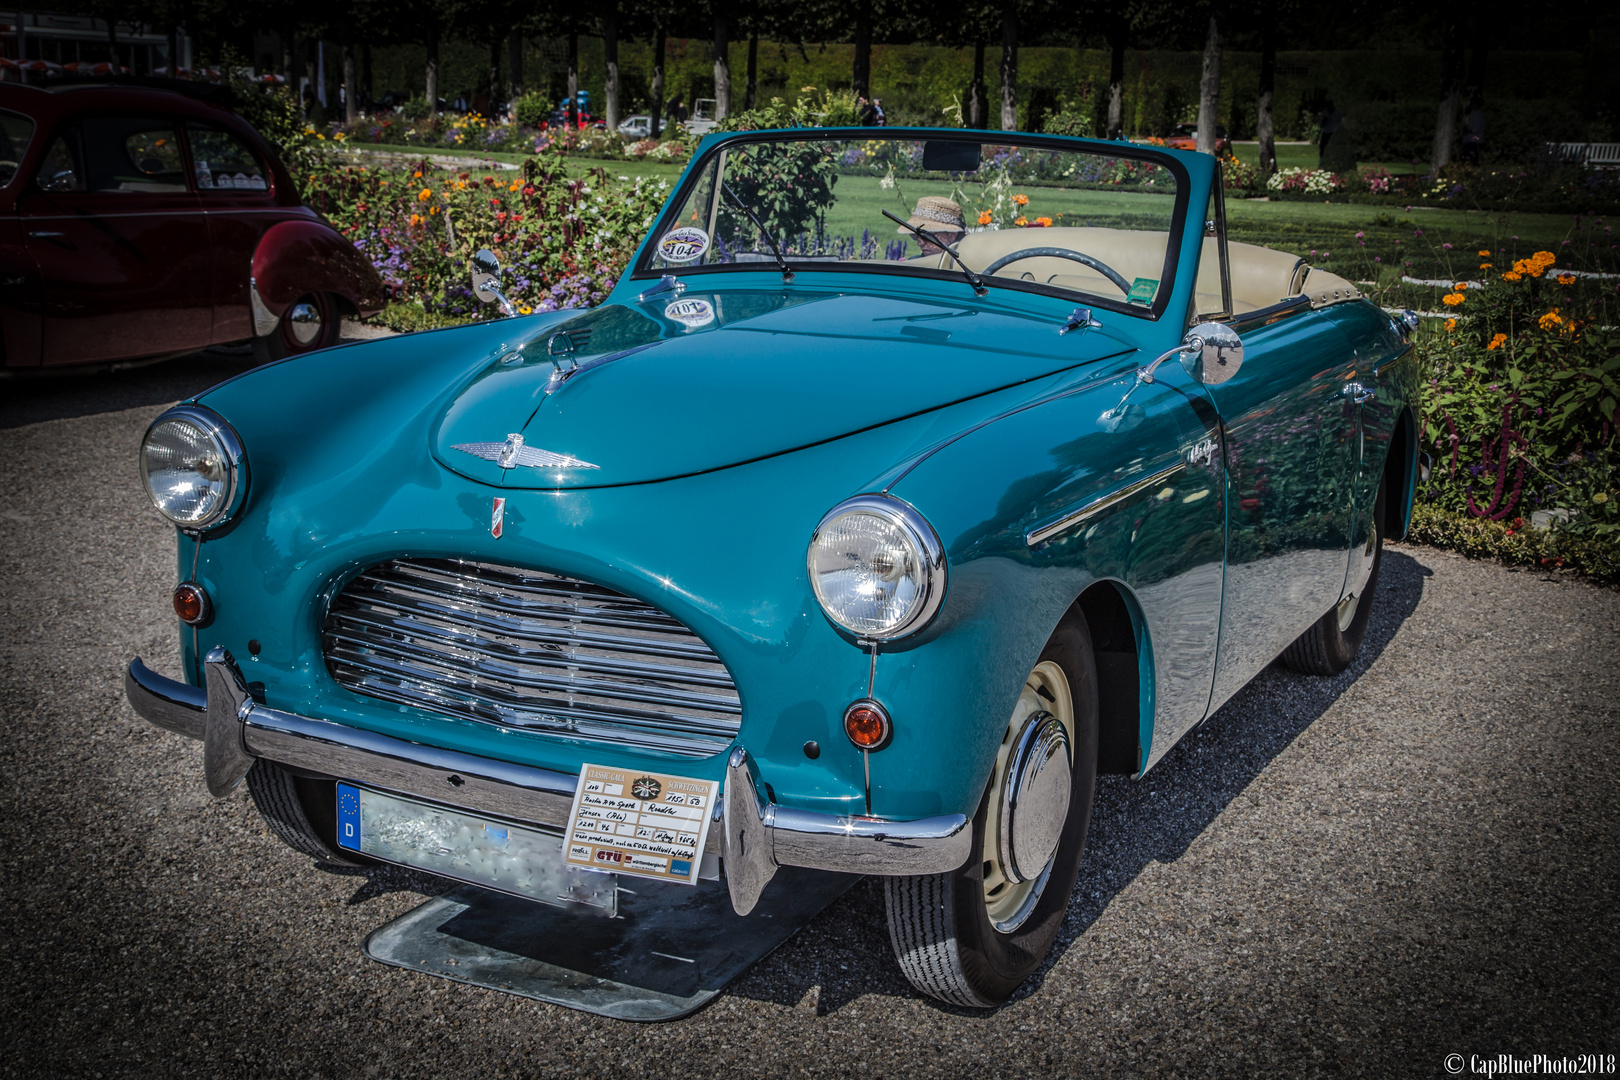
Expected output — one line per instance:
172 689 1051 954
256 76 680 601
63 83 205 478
1180 322 1244 385
470 248 516 316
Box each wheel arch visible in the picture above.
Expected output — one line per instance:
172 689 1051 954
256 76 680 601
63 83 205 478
1073 578 1155 778
1382 405 1418 541
250 220 387 327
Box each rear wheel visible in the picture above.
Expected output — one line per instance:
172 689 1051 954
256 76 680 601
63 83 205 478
251 291 340 364
885 612 1100 1006
1281 478 1386 676
246 760 364 866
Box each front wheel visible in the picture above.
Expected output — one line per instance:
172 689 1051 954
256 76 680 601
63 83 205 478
885 611 1099 1007
251 291 341 364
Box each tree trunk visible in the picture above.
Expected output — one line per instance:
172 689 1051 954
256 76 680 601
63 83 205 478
1257 18 1275 173
999 12 1017 131
105 17 118 68
508 32 522 102
852 13 870 99
362 42 372 108
342 39 357 124
713 14 730 121
567 32 579 126
651 25 665 138
604 8 619 130
1195 12 1222 155
745 31 757 110
969 40 986 128
1106 19 1124 139
168 24 180 76
488 36 501 117
425 29 438 116
1430 19 1463 173
281 26 293 82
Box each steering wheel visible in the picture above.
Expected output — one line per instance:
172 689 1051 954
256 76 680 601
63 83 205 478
981 248 1133 295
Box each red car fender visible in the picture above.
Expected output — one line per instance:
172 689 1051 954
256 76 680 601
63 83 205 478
250 221 386 332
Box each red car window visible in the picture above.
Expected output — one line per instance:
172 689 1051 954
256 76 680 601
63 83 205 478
187 123 269 193
38 116 189 194
0 109 34 188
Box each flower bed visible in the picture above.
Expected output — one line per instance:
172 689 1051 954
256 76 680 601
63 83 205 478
328 114 693 163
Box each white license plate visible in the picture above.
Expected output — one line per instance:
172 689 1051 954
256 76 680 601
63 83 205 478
336 784 617 915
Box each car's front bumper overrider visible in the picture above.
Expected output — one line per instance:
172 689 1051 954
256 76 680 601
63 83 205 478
125 649 971 915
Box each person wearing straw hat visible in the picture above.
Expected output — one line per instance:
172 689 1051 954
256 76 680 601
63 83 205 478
899 196 965 259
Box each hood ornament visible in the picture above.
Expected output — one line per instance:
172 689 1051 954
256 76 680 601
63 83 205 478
453 433 599 471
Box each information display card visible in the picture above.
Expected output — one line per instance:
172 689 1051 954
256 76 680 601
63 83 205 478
563 763 719 886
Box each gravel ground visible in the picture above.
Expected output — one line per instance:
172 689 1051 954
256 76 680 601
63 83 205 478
2 346 1617 1078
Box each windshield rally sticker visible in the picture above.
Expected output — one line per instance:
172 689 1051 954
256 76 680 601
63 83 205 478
664 297 716 328
657 225 709 264
564 763 718 886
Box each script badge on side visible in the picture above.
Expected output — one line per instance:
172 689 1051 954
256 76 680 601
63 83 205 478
564 763 719 886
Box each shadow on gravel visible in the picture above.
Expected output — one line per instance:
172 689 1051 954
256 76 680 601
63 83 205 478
727 548 1434 1016
0 346 264 429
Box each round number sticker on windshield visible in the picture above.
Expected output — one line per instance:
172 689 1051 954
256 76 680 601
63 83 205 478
664 298 715 329
658 226 709 264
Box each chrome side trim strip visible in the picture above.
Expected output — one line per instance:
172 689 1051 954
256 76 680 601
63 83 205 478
1226 293 1312 333
1025 461 1188 548
125 655 974 912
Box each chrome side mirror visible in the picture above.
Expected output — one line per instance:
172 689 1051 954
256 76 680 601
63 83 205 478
470 248 517 316
1179 321 1244 385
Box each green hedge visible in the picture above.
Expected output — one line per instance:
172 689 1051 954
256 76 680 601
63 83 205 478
1406 504 1620 585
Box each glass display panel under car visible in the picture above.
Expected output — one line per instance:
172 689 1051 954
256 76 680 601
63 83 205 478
644 135 1181 314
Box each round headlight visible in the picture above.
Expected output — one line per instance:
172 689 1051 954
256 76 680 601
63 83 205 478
808 495 945 639
139 405 246 529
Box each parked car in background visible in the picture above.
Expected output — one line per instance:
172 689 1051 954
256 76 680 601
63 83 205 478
1165 122 1230 157
683 98 719 136
0 80 385 370
125 128 1418 1008
618 114 653 140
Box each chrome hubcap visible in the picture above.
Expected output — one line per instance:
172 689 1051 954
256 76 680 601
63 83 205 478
286 301 323 346
982 659 1074 934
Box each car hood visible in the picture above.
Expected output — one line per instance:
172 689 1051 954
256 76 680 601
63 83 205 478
431 287 1135 489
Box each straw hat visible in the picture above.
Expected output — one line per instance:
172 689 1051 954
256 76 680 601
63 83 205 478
900 196 965 236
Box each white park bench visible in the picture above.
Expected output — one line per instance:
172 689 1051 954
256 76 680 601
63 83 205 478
1541 142 1620 167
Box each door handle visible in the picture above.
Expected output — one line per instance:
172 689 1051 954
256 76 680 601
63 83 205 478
28 230 65 238
1344 382 1375 405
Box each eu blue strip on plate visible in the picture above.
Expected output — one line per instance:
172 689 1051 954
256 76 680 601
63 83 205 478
337 782 362 851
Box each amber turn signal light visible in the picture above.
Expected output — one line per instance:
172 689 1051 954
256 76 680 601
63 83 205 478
173 582 211 626
843 699 892 751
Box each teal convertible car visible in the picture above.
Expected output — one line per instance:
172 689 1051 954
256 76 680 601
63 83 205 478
126 128 1418 1007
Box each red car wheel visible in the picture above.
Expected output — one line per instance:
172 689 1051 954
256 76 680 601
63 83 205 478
253 291 340 364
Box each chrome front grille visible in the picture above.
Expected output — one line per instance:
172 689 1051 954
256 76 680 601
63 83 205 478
322 558 741 757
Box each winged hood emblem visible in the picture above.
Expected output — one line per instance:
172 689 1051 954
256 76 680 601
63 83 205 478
452 433 599 471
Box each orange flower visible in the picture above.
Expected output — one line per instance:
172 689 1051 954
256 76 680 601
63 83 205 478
1034 216 1052 227
1555 273 1576 285
977 210 992 226
1477 249 1491 257
1538 308 1563 331
1013 193 1029 206
1442 292 1465 307
1480 263 1493 270
1486 333 1507 350
1502 271 1523 282
417 188 432 202
1445 318 1457 332
1014 215 1028 227
408 213 423 226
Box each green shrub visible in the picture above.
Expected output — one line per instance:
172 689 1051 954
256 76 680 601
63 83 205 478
401 95 431 121
1406 504 1620 584
512 92 551 129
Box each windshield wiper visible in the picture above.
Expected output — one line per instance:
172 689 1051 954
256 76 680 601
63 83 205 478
722 181 794 284
882 209 989 297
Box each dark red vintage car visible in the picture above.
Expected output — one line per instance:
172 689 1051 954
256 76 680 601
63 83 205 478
1164 122 1230 158
0 80 384 370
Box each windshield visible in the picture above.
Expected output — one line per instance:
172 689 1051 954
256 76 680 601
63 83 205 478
638 132 1187 317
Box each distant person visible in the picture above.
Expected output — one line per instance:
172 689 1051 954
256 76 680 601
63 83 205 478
1461 95 1485 165
897 196 965 259
873 98 888 126
668 95 687 124
1318 99 1342 165
857 95 879 127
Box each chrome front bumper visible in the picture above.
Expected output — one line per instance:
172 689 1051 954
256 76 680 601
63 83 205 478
125 649 971 915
